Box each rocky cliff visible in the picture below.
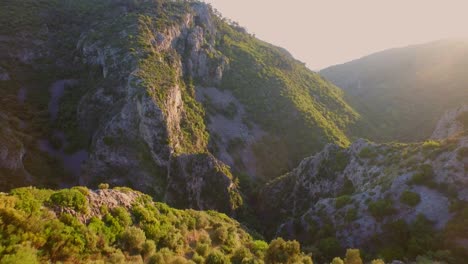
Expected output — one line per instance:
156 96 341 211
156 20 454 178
0 0 359 214
259 110 468 260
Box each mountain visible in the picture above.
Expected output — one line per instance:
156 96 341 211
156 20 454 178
258 105 468 262
321 39 468 142
2 0 468 263
0 0 359 213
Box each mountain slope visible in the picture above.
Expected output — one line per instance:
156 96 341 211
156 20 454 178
321 39 468 142
259 106 468 262
0 0 359 211
0 186 315 263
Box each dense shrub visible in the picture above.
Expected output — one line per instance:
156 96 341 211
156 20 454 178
48 189 88 212
408 164 435 186
345 208 358 222
344 249 363 264
0 243 39 264
457 147 468 161
318 237 342 261
120 226 146 253
265 238 303 264
400 191 421 207
5 185 324 263
205 250 230 264
368 199 395 219
335 195 352 209
359 147 377 159
98 183 109 189
422 140 440 150
331 257 344 264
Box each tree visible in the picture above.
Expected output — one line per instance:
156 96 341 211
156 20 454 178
0 244 39 264
344 249 362 264
265 238 302 264
205 250 230 264
331 257 344 264
120 227 146 253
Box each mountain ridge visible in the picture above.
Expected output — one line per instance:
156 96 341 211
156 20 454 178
321 39 468 142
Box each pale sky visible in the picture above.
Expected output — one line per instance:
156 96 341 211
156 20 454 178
202 0 468 70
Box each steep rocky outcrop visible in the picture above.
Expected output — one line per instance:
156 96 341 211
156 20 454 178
431 104 468 140
260 128 468 249
0 0 360 214
0 0 241 212
72 1 242 211
165 153 242 213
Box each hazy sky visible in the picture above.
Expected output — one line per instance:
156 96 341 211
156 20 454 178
202 0 468 70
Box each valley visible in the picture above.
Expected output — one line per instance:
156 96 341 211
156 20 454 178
0 0 467 263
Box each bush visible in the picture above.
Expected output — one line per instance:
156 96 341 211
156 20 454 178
370 259 385 264
98 183 110 189
120 226 146 253
196 242 210 257
359 147 377 159
368 199 395 219
344 249 362 264
331 257 344 264
400 191 421 207
335 195 352 209
408 164 435 186
142 240 156 259
49 189 88 212
231 247 253 264
205 250 230 264
265 238 302 264
457 147 468 161
345 208 358 222
213 226 229 243
112 207 133 227
250 240 269 258
318 237 342 261
0 243 39 264
422 140 440 150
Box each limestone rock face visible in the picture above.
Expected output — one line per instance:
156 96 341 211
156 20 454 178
165 153 241 214
73 3 241 212
0 1 241 213
431 104 468 140
0 67 9 81
0 112 26 171
53 188 143 223
260 131 468 247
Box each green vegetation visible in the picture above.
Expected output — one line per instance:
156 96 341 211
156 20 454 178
321 39 468 142
0 186 314 263
48 189 88 213
317 148 350 180
264 238 312 264
335 195 352 209
368 199 395 219
422 140 441 150
368 214 460 263
345 208 358 222
344 249 363 264
457 147 468 161
215 14 359 178
358 147 377 160
400 191 421 207
409 164 435 187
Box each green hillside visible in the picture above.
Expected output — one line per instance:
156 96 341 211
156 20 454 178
321 39 468 142
0 186 317 263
